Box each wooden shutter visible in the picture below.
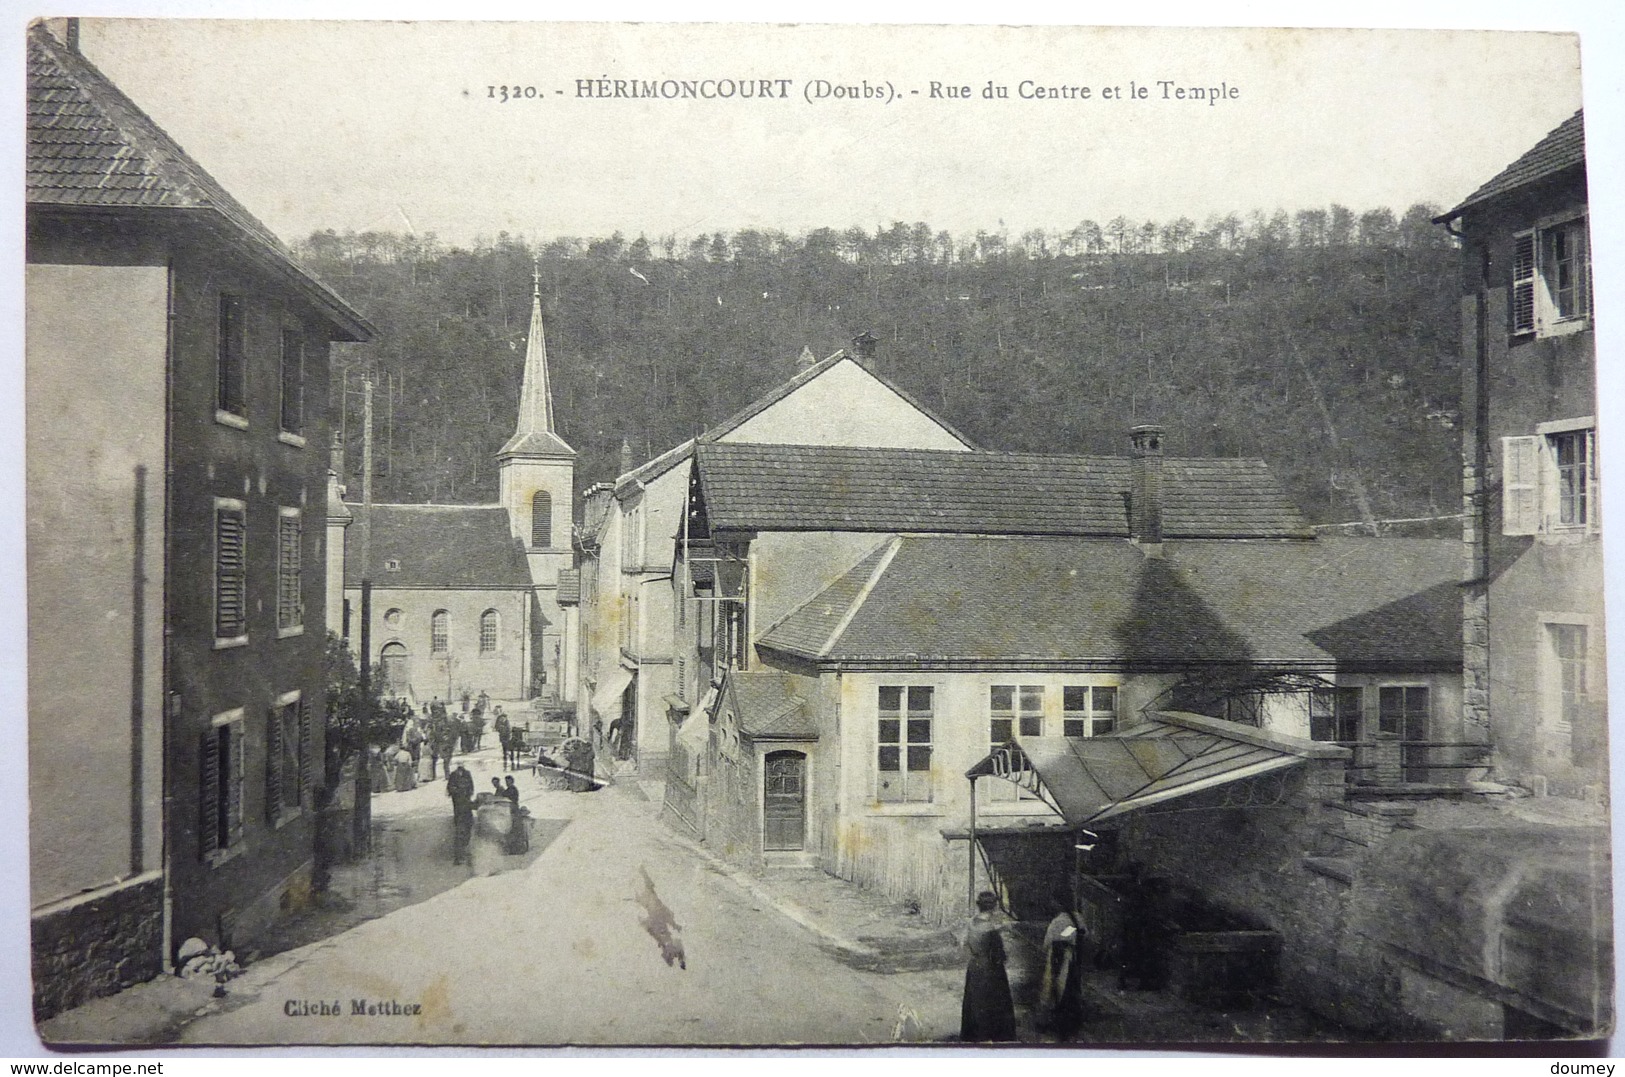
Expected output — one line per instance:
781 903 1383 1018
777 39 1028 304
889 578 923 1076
1587 429 1601 535
199 728 221 858
1510 232 1536 334
226 723 244 847
279 513 302 630
298 698 313 807
216 507 247 638
265 707 282 822
1502 435 1542 535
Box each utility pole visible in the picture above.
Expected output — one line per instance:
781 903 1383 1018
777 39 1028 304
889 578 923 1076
352 375 374 856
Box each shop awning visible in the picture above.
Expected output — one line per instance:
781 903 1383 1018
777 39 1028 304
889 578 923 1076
589 667 634 719
966 711 1346 827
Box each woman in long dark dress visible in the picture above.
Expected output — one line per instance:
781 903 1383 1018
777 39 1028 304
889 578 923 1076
960 891 1017 1042
501 775 529 854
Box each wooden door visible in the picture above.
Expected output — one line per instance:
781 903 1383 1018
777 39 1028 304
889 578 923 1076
763 751 806 851
379 643 409 698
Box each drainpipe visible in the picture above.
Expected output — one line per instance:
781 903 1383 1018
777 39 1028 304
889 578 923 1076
967 776 978 914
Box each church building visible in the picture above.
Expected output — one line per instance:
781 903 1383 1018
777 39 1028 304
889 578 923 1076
330 271 577 706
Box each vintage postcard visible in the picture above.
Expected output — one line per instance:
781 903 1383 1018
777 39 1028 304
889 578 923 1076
17 13 1617 1050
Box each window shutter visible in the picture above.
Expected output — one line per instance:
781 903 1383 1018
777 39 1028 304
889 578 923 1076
226 724 244 847
199 729 220 858
1587 429 1601 535
1502 435 1541 535
265 707 282 822
1510 232 1536 334
216 508 246 638
279 514 302 629
299 698 313 805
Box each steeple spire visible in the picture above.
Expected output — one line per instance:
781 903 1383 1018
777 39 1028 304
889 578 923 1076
498 260 573 459
517 258 555 436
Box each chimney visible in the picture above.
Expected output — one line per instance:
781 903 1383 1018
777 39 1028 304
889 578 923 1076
852 330 878 360
1129 424 1165 548
796 346 818 373
619 437 634 477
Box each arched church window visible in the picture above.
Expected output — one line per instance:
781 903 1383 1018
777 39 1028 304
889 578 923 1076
480 609 499 653
532 491 552 548
430 610 448 654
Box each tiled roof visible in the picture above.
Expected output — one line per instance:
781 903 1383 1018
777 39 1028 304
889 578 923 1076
752 539 895 656
757 534 1460 669
556 568 581 605
343 504 534 590
725 668 818 741
1438 110 1585 220
694 443 1312 539
26 26 372 342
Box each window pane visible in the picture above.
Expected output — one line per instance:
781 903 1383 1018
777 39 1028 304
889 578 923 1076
1019 715 1042 737
1092 718 1116 736
907 686 933 712
1019 686 1043 712
217 296 245 416
279 330 303 434
1093 687 1117 713
990 685 1014 710
1063 719 1086 738
990 718 1013 743
878 686 902 712
906 718 932 744
906 745 932 771
878 745 900 772
878 718 900 744
1378 687 1402 734
1063 686 1088 711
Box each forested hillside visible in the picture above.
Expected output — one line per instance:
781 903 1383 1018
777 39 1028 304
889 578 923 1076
298 204 1463 529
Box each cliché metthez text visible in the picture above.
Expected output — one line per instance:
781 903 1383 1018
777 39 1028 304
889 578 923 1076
284 999 423 1017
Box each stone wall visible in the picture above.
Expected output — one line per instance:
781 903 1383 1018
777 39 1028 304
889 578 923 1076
31 874 165 1021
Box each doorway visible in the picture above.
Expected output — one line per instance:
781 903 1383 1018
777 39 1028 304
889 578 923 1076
379 642 409 698
763 750 807 851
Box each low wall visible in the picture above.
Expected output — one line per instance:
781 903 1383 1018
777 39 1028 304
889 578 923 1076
32 874 165 1021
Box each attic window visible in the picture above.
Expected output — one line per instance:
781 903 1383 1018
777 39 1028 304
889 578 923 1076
385 558 401 572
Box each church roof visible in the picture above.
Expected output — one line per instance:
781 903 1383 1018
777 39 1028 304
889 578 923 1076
342 504 534 590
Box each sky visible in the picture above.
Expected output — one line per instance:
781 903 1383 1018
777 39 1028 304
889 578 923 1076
65 17 1590 249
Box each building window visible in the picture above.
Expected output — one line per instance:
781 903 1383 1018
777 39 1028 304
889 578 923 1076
430 610 449 654
532 491 552 548
1063 686 1118 737
479 609 499 653
1512 218 1591 337
214 499 248 644
383 607 403 628
1310 686 1363 742
1503 421 1598 535
877 685 933 803
1545 622 1590 734
200 709 245 859
266 692 310 820
1377 686 1429 736
279 329 304 437
217 294 247 420
990 685 1044 744
277 508 303 636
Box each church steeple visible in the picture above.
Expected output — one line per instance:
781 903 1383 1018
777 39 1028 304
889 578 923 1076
499 261 574 460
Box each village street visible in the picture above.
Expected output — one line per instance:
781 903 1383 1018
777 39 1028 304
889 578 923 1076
147 747 965 1047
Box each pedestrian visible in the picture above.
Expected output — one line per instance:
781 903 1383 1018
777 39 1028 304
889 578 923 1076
447 762 475 865
1038 889 1089 1040
960 890 1017 1042
403 712 424 768
502 775 529 854
494 708 512 766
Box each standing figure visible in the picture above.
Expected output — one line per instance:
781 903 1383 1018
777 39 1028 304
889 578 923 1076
502 775 529 854
960 890 1017 1042
403 712 424 768
447 762 475 865
1038 890 1090 1040
494 708 512 767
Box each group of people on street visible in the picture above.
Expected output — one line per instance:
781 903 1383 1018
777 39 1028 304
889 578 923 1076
446 767 531 865
396 695 512 783
960 888 1091 1044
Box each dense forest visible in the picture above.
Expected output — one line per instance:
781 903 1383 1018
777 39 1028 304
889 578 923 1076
299 203 1464 530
